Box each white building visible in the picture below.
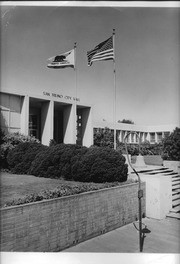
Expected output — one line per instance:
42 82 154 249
0 91 178 146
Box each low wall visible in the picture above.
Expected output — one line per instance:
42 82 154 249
129 174 172 219
163 160 180 173
0 183 145 252
132 155 163 166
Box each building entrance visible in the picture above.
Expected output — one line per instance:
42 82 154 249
29 98 42 141
54 103 64 143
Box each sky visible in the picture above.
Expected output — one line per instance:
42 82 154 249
1 3 180 126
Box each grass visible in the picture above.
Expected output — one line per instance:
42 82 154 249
0 171 135 208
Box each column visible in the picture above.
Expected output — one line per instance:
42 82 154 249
81 107 93 147
146 132 150 142
155 132 158 143
63 103 76 144
119 130 122 143
20 95 29 135
41 100 54 145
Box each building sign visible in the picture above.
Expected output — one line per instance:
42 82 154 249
43 91 80 102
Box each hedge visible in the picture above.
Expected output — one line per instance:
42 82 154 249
7 142 47 174
71 146 128 183
0 130 40 169
29 145 128 183
29 144 88 179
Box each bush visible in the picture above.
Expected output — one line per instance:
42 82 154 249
117 141 163 156
0 131 40 169
29 144 88 179
29 144 128 183
162 127 180 161
7 142 47 174
72 146 128 183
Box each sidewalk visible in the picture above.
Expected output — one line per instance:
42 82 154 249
63 217 180 253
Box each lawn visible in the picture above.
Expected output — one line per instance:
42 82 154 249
0 172 134 207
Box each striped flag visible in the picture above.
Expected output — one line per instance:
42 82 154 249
87 36 114 66
47 49 75 69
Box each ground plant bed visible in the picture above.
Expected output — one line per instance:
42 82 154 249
0 173 145 252
0 172 136 207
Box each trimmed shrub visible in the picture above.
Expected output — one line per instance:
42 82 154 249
0 131 40 169
162 127 180 161
29 144 88 179
7 142 47 174
72 146 128 183
29 144 128 183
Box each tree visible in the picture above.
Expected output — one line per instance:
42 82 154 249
162 127 180 161
93 127 114 148
118 119 134 124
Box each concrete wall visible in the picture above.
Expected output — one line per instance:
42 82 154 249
0 93 21 133
163 160 180 174
132 155 163 166
0 182 145 252
129 174 172 219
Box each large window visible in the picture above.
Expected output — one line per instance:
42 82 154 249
164 131 170 138
157 132 163 143
76 110 82 145
150 133 155 143
29 115 38 138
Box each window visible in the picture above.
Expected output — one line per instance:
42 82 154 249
29 115 38 138
157 133 162 143
150 133 155 143
164 131 170 138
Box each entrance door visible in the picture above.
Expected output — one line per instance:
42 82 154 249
54 109 63 143
76 109 82 145
29 113 41 140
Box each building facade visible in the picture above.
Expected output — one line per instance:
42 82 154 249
0 91 93 147
0 91 178 146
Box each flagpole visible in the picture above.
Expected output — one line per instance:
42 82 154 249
113 29 116 150
74 42 77 144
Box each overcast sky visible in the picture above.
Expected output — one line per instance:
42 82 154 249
1 3 179 126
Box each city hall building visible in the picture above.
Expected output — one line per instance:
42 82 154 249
0 90 177 147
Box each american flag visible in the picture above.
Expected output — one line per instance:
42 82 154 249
87 36 114 66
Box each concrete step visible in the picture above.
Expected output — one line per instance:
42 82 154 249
172 184 180 190
172 176 180 182
145 170 173 175
172 174 180 178
172 182 180 188
170 205 180 213
172 190 180 195
172 193 180 201
135 167 168 173
172 180 180 185
166 212 180 220
172 199 180 207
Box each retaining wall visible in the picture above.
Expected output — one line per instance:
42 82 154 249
132 155 163 166
0 182 145 252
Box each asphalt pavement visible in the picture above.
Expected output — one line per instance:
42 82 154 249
63 217 180 253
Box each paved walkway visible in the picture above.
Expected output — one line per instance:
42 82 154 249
63 217 180 253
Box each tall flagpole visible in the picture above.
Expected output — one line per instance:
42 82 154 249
113 29 116 150
74 42 77 144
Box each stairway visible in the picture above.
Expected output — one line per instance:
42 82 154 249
166 171 180 220
132 166 180 220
